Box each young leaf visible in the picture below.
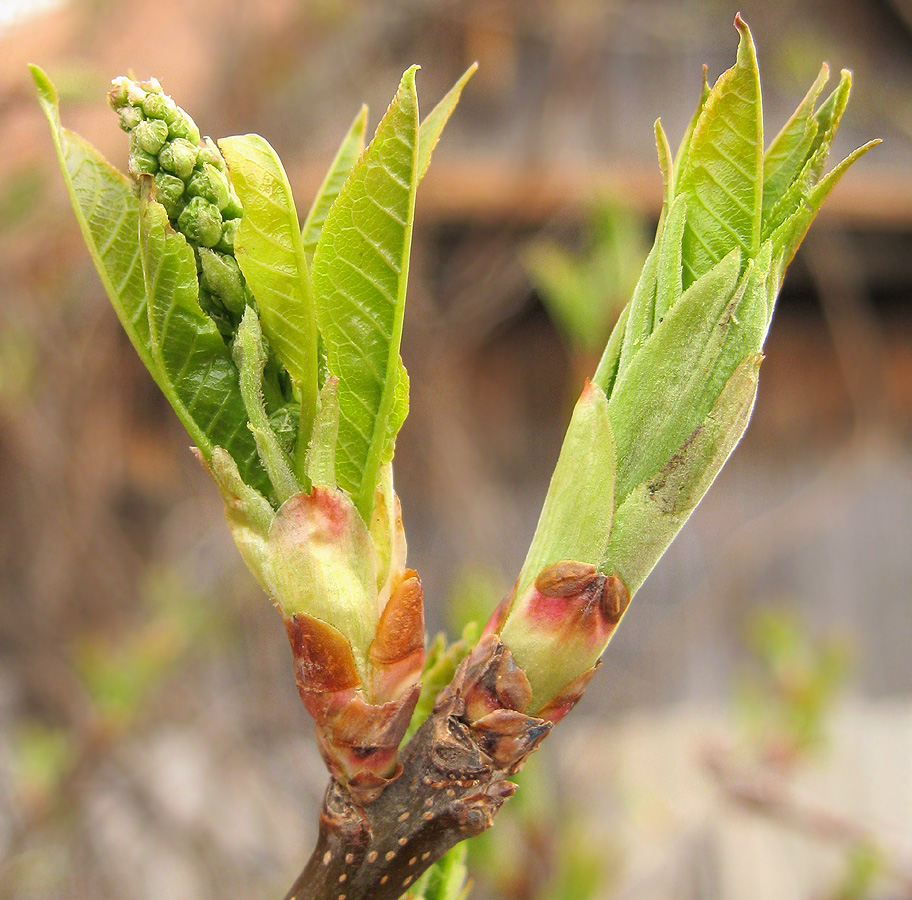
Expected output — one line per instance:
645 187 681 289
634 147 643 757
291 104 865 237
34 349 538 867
762 71 855 243
138 198 270 495
32 66 156 378
678 15 763 287
311 66 420 521
673 64 710 191
654 193 687 322
609 249 743 502
591 301 630 399
382 358 410 465
300 105 368 262
655 118 674 221
605 354 761 593
219 134 319 467
513 380 616 604
306 376 341 489
416 63 478 181
232 307 301 504
616 239 660 377
769 138 880 273
762 63 829 219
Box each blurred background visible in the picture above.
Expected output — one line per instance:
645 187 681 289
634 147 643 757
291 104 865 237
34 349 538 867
1 0 911 898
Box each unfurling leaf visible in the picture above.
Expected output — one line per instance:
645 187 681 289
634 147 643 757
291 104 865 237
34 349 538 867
311 66 420 521
220 134 319 468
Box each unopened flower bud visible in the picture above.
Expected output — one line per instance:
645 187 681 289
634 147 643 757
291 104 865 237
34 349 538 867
159 137 198 180
133 117 169 155
128 148 158 177
178 196 222 247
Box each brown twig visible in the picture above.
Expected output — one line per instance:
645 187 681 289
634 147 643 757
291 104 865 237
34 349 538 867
283 635 552 900
703 745 912 895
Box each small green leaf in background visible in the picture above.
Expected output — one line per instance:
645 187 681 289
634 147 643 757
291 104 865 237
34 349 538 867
523 201 648 359
301 105 368 262
311 66 420 520
405 622 480 742
219 134 319 473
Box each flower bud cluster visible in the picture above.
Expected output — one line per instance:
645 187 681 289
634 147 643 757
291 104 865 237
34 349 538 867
108 77 247 333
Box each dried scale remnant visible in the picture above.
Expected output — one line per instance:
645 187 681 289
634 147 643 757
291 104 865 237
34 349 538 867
286 635 552 900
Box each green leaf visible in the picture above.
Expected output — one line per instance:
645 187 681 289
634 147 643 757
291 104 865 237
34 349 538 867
592 301 630 398
138 198 270 495
605 354 761 593
232 307 301 504
769 139 880 272
616 239 660 377
311 66 420 521
382 357 410 465
300 105 368 262
655 118 674 221
416 63 477 181
409 843 471 900
609 249 743 502
678 16 763 288
654 193 687 322
31 66 156 378
762 63 829 219
306 375 340 488
219 133 319 467
673 63 710 191
513 380 616 603
761 71 856 244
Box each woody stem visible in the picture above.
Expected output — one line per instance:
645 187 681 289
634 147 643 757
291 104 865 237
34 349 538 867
283 636 551 900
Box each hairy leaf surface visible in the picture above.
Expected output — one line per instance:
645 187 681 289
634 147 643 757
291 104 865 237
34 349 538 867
300 106 368 262
678 16 762 287
311 67 420 520
32 66 155 377
606 355 761 593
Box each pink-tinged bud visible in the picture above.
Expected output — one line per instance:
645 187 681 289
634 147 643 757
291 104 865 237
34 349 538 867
434 634 552 772
284 608 421 805
201 450 426 802
495 560 630 717
369 571 425 703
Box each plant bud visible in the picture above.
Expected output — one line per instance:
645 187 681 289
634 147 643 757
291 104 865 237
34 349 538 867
159 137 198 180
128 148 158 177
178 196 222 247
198 248 246 315
133 118 169 155
153 171 185 219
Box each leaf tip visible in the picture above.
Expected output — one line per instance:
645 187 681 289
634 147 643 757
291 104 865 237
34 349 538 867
29 63 56 108
733 13 758 68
